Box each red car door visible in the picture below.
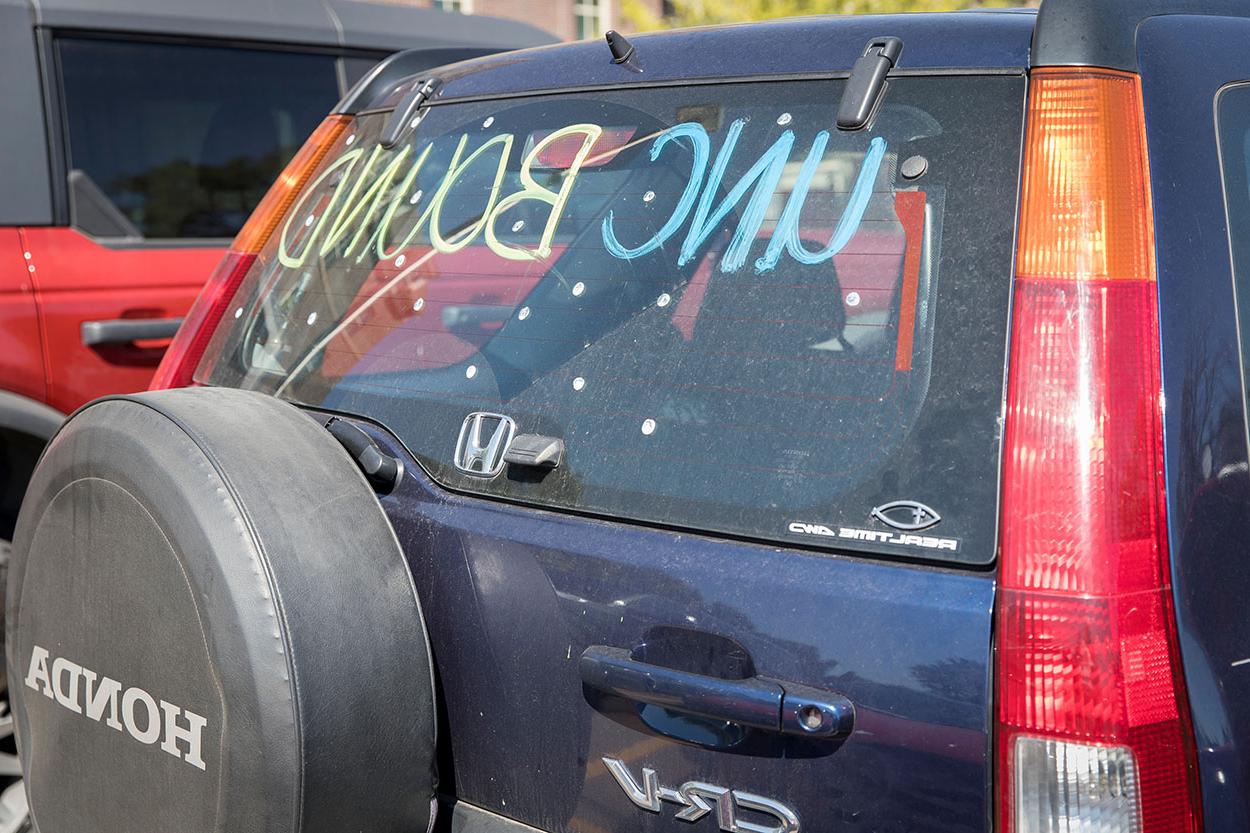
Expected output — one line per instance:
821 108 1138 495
0 229 44 405
21 229 220 412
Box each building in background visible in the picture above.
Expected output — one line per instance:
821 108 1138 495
414 0 1037 41
419 0 663 41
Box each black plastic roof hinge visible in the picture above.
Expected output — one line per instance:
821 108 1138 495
380 76 442 150
837 37 903 132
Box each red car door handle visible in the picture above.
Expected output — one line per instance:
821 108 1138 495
81 317 183 347
580 645 854 739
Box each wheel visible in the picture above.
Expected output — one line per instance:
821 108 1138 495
0 538 25 833
6 389 436 833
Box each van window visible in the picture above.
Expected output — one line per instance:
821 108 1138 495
57 37 341 239
200 76 1025 565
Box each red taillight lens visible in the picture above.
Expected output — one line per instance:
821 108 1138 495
151 115 351 390
998 69 1202 833
149 251 258 391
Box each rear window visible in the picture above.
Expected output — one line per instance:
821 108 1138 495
57 37 341 239
201 76 1024 565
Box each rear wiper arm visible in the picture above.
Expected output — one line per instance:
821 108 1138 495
381 76 442 149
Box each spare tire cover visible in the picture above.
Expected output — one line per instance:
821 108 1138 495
6 388 436 833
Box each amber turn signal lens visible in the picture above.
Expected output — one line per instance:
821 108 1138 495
1016 69 1156 283
232 115 352 254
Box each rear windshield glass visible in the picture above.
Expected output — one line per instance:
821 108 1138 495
57 37 341 239
201 77 1024 565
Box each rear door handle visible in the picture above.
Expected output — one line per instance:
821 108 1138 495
81 317 183 347
579 645 854 739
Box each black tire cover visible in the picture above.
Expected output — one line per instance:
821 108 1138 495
6 388 437 833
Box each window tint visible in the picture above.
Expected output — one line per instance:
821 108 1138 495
57 37 340 239
1218 84 1250 455
201 77 1024 565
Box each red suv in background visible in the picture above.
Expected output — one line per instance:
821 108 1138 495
0 0 552 555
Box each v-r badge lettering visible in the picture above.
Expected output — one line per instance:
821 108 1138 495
603 757 800 833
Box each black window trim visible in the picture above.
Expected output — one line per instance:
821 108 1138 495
355 65 1027 117
1213 79 1250 469
310 403 999 574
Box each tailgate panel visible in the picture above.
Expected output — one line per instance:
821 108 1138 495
379 457 994 833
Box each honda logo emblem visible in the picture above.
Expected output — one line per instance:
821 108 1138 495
454 413 516 477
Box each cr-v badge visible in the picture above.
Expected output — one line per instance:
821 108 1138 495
454 412 516 477
603 757 800 833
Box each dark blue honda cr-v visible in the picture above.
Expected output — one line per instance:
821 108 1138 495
9 2 1250 832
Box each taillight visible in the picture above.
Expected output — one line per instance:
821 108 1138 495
151 115 351 390
998 69 1202 833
